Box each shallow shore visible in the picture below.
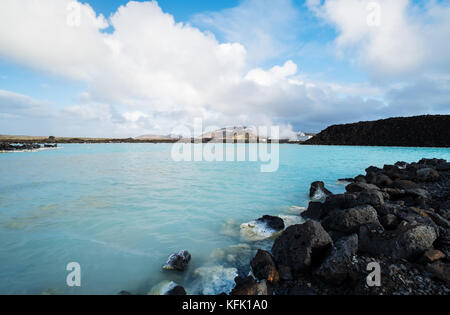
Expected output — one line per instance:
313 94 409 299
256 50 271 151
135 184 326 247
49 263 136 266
228 158 450 295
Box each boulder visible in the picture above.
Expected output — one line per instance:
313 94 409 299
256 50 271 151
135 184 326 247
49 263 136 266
310 181 333 200
302 202 324 220
272 221 333 274
373 174 393 187
322 193 360 212
416 168 440 182
256 215 285 231
359 223 437 261
419 158 447 166
314 234 359 284
346 182 380 193
358 189 385 207
250 250 280 284
323 205 380 234
163 250 191 271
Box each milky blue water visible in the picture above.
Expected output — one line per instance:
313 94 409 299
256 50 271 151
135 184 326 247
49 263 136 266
1 144 450 295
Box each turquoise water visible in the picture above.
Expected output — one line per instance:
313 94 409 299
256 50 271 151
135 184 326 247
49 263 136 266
1 144 450 295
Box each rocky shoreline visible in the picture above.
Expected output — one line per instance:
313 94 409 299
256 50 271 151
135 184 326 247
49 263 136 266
0 142 57 152
228 158 450 295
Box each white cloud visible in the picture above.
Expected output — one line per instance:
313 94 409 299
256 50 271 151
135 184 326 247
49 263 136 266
192 0 301 65
307 0 450 80
245 60 298 86
0 89 54 117
0 0 449 137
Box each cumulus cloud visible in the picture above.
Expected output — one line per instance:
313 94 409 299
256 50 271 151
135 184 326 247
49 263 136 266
192 0 301 65
307 0 450 80
0 0 449 137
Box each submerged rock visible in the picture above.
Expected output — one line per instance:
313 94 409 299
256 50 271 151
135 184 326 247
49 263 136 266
163 250 191 271
193 265 238 295
240 215 285 241
256 215 285 231
272 221 333 274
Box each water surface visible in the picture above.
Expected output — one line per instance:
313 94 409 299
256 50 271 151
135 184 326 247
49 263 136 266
1 144 449 294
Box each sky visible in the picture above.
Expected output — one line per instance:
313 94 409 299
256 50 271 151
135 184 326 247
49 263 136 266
0 0 449 137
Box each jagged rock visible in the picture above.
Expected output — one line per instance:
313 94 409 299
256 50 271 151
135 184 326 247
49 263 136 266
354 175 367 183
256 215 285 231
302 202 324 220
314 234 359 284
358 189 385 206
250 250 280 284
272 221 333 274
322 193 360 212
163 250 191 271
359 223 438 261
346 182 380 193
323 205 380 234
310 181 333 199
416 168 440 182
426 261 450 283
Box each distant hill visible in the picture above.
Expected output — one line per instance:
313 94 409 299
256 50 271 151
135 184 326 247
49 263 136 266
200 127 261 141
304 115 450 147
135 134 181 140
